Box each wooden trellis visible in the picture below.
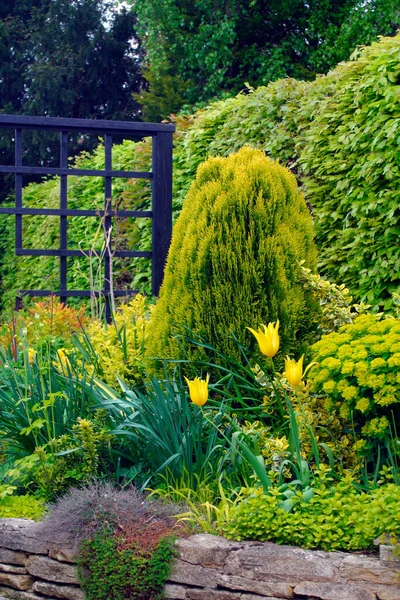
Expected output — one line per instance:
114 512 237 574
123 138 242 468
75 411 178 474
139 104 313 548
0 114 175 320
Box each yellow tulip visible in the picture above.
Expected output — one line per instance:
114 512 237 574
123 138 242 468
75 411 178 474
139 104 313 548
184 374 210 407
27 348 36 365
284 355 315 386
54 348 71 371
247 321 280 358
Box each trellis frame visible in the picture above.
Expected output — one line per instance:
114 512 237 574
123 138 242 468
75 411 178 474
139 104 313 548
0 114 175 320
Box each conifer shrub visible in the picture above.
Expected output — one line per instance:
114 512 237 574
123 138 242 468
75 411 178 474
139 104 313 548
146 147 319 365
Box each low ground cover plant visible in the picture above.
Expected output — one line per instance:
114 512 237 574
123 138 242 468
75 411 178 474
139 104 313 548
223 472 400 551
0 493 45 521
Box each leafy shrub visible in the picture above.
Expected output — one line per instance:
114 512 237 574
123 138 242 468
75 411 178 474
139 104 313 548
146 147 319 364
38 482 178 546
309 314 400 443
0 494 45 521
79 529 175 600
299 264 371 336
223 476 400 551
81 294 153 386
6 411 115 501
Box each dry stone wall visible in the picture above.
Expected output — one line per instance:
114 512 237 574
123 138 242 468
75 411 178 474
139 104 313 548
0 520 398 600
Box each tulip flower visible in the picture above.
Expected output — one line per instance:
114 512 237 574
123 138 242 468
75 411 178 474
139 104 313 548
247 321 280 358
184 374 210 407
284 355 315 386
27 348 36 365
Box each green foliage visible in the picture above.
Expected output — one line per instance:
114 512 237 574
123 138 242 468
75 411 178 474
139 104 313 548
0 0 143 201
0 343 101 457
300 34 400 311
0 298 86 357
134 61 189 122
309 314 400 453
132 0 399 110
223 475 400 551
299 264 371 336
79 294 153 386
6 411 115 501
40 484 179 600
91 374 233 490
171 33 400 309
146 147 319 365
78 531 175 600
0 494 45 521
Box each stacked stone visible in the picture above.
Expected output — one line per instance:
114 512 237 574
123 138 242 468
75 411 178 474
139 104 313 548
165 534 400 600
0 519 83 600
0 520 398 600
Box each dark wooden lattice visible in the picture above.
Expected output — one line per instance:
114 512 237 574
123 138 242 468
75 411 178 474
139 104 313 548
0 115 175 320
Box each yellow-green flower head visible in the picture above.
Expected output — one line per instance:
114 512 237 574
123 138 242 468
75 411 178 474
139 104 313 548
184 374 210 407
247 321 280 358
284 355 315 386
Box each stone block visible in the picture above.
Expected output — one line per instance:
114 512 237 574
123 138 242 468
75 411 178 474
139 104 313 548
48 548 78 565
294 581 376 600
176 534 244 567
224 543 344 585
216 573 294 598
186 591 242 600
164 583 188 599
340 554 399 586
0 585 59 600
32 581 85 600
0 565 27 575
364 583 400 600
0 520 50 555
0 572 33 591
25 556 79 585
169 559 217 588
0 549 28 566
380 546 400 568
